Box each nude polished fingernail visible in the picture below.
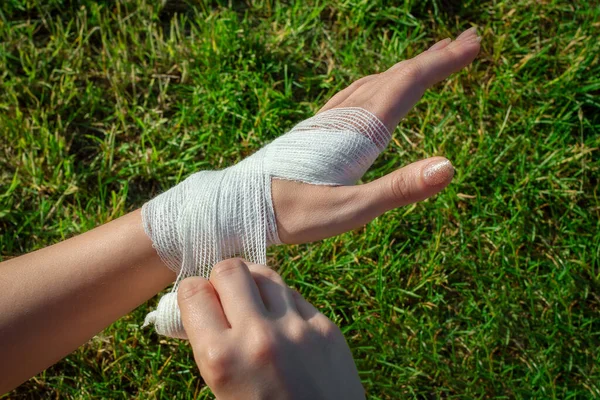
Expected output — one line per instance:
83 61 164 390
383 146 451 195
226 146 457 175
422 159 455 186
457 26 477 41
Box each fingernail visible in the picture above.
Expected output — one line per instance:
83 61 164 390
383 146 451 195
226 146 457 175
428 37 452 52
457 26 477 41
422 159 455 186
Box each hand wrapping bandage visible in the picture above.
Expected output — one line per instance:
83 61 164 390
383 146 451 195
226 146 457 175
142 107 391 338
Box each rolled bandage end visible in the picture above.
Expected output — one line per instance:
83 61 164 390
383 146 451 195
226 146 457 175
143 292 188 339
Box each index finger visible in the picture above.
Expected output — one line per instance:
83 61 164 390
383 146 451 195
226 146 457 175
209 258 267 325
178 277 230 342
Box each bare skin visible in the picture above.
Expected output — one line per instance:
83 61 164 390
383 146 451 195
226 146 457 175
0 29 480 394
272 27 480 243
179 259 366 400
0 210 175 392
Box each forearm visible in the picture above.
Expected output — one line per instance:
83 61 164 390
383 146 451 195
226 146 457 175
0 209 175 392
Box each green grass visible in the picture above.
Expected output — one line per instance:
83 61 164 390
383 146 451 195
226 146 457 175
1 0 599 398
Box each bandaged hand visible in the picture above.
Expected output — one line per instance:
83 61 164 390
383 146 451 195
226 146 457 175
143 28 481 338
179 259 365 400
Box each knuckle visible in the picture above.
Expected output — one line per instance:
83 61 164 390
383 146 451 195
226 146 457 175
401 60 423 83
319 319 342 341
210 258 246 280
312 315 342 343
248 324 277 366
385 60 408 74
259 267 282 282
250 264 285 284
200 344 233 386
390 173 412 202
178 278 212 303
291 289 304 302
287 319 310 344
353 74 378 87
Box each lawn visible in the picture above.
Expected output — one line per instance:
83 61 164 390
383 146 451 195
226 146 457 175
1 0 599 398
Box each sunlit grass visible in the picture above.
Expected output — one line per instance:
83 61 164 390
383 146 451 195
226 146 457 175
1 0 599 398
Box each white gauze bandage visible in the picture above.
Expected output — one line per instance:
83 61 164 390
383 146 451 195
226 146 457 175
142 107 391 338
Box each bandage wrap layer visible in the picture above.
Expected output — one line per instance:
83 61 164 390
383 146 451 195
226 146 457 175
142 107 391 338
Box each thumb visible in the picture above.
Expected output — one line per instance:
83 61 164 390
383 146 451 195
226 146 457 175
349 156 455 224
271 157 454 244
